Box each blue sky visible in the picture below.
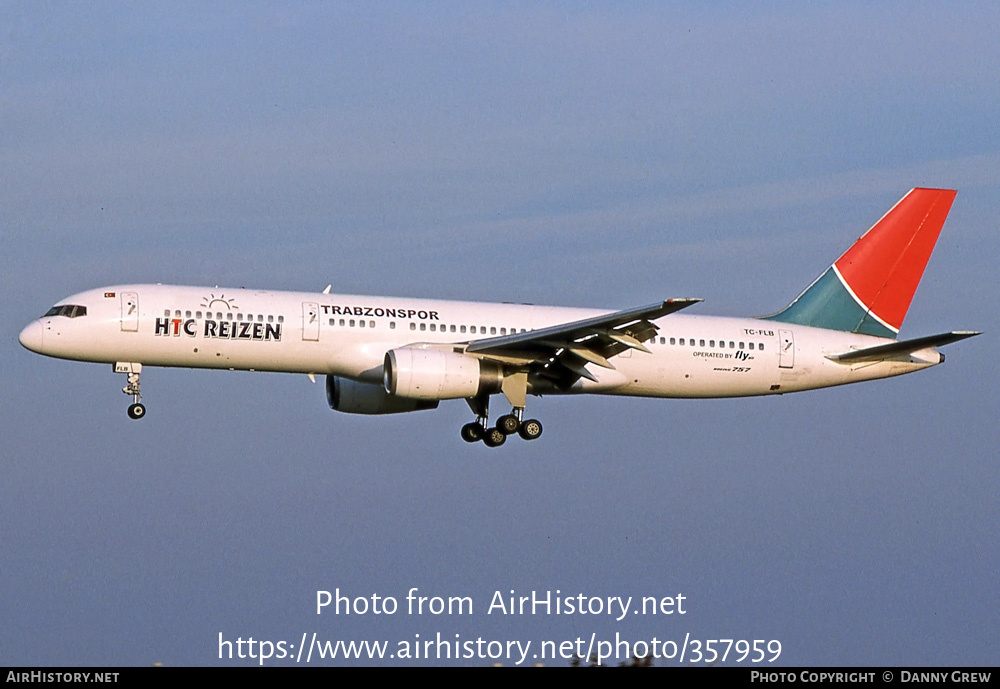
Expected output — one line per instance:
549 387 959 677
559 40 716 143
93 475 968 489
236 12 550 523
2 3 997 666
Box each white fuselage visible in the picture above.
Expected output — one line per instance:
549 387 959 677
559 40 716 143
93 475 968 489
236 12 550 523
19 284 943 400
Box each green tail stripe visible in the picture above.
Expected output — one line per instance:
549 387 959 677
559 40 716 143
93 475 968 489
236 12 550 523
763 268 895 338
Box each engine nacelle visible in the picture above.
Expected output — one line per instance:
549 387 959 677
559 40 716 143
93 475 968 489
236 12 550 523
384 348 503 400
326 375 439 415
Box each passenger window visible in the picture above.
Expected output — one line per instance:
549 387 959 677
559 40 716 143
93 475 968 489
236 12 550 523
419 323 426 331
749 342 755 350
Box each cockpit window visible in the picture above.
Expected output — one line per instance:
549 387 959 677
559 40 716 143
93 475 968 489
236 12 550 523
43 304 87 318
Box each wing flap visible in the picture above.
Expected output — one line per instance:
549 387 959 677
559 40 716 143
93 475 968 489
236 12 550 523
606 331 651 353
558 356 600 382
566 347 615 370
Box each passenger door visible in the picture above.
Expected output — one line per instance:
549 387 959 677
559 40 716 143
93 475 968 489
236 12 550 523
778 329 795 368
302 302 320 341
121 292 139 332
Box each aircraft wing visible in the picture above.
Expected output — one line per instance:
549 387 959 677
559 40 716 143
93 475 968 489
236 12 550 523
465 298 701 385
826 331 980 363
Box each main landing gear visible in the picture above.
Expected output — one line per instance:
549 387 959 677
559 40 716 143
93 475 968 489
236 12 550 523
116 362 146 420
461 397 543 447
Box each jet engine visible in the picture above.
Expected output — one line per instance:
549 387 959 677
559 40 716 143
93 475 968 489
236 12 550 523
383 348 502 400
326 375 438 415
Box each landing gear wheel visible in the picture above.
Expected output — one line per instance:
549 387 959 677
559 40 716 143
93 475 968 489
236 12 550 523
483 427 507 447
461 422 484 443
518 419 542 440
120 365 145 419
496 414 520 435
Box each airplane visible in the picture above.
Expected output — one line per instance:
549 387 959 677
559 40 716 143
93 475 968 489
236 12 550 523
19 188 978 447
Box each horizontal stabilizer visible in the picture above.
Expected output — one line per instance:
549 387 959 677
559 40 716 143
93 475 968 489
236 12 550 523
826 331 980 363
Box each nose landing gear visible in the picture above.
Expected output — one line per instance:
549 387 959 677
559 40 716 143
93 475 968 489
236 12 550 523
116 362 146 420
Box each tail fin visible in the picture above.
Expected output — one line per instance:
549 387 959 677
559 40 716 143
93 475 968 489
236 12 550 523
764 188 957 338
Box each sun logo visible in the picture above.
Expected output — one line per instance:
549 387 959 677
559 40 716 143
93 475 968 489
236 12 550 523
201 293 237 310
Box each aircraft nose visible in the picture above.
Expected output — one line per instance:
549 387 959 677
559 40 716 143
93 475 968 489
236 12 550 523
18 320 44 353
